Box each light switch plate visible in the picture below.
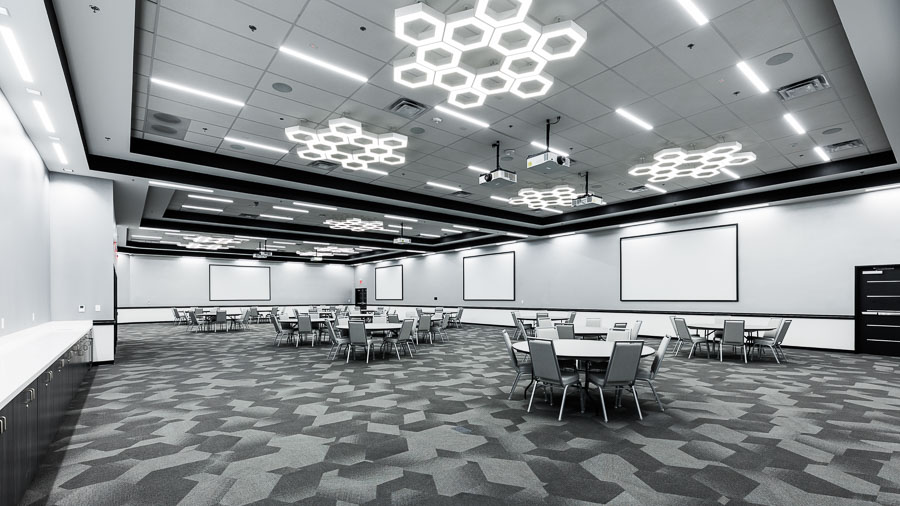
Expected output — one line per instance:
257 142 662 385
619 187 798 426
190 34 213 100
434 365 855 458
78 305 85 313
95 305 101 312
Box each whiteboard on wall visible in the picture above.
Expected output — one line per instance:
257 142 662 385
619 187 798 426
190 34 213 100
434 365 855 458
375 265 403 300
464 251 515 300
209 265 271 301
620 225 738 301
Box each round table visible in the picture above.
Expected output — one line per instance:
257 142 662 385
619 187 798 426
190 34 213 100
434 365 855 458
335 322 403 332
512 340 654 359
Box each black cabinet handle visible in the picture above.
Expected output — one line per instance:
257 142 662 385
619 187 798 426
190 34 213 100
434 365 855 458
45 370 54 384
0 415 6 434
25 387 36 405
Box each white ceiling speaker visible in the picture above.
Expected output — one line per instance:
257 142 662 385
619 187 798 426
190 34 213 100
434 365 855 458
628 142 757 183
392 0 586 108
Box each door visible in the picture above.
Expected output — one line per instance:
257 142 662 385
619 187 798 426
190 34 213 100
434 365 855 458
856 265 900 356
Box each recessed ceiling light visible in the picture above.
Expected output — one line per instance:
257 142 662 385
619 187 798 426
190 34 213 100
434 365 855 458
142 227 180 233
303 241 330 245
427 181 462 192
644 183 667 194
361 167 389 176
236 235 267 240
619 220 656 228
530 141 566 157
615 108 653 130
263 244 286 249
542 207 563 214
491 195 510 202
279 46 369 83
813 146 831 162
865 183 900 192
420 233 440 237
434 105 490 128
33 100 55 133
61 168 74 173
182 204 223 212
272 205 310 213
384 214 419 222
223 136 288 154
150 180 214 193
0 26 33 82
720 168 740 180
259 214 293 221
388 224 414 230
294 201 337 211
736 61 769 93
468 165 490 174
188 194 232 203
131 235 162 240
675 0 709 25
272 241 296 245
52 142 67 164
25 88 41 96
783 113 806 135
717 203 768 214
150 77 245 107
453 225 479 231
441 228 462 234
507 232 528 238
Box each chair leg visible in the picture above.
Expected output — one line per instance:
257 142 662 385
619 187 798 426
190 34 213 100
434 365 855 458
527 381 538 412
346 345 352 364
646 380 664 411
558 385 569 421
631 386 643 420
742 345 748 364
688 343 696 359
509 372 522 400
598 386 608 422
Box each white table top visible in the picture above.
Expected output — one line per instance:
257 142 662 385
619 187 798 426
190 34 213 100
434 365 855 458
335 322 403 331
513 340 654 359
0 321 93 409
515 312 571 321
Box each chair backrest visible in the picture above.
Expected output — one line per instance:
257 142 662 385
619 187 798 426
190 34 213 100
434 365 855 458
534 327 559 340
338 317 349 326
456 307 464 319
536 312 549 318
722 319 745 345
189 311 200 325
537 318 553 328
647 335 671 380
673 317 693 341
502 330 520 369
216 310 227 323
417 314 431 331
388 313 401 323
398 319 414 341
173 308 180 318
762 318 782 338
567 311 576 324
325 319 341 341
515 316 529 338
586 317 602 328
510 311 519 326
250 306 258 317
604 341 644 386
298 314 313 332
349 321 367 344
293 308 301 321
607 329 632 342
556 324 575 340
241 310 251 324
668 315 678 336
373 315 387 323
416 307 423 316
631 320 643 340
271 315 283 333
528 338 563 384
774 319 792 345
441 313 451 328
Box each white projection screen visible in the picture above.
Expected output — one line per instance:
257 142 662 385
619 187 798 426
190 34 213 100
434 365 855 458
375 265 403 300
209 265 271 301
464 251 515 300
620 225 738 301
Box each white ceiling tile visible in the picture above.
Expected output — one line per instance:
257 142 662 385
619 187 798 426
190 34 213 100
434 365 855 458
236 0 308 21
184 131 224 147
654 82 722 117
138 0 158 32
230 117 288 140
514 103 583 134
153 37 265 88
614 49 691 96
136 54 152 76
623 97 681 128
841 94 878 122
539 87 611 123
622 131 671 153
658 26 740 79
785 0 840 36
824 65 867 100
687 106 745 135
654 119 709 145
149 60 254 113
595 139 646 162
138 29 153 57
808 121 859 146
144 133 217 152
713 0 802 59
606 0 695 46
746 40 823 91
807 25 855 71
366 65 453 108
697 65 763 105
693 0 755 20
782 88 840 114
571 149 616 168
577 5 652 67
147 96 236 128
750 116 798 141
160 0 292 48
256 72 347 111
575 70 648 109
246 90 332 124
336 100 411 130
297 1 406 62
349 84 403 113
770 134 815 155
238 105 301 130
529 0 598 24
719 125 765 145
187 120 229 138
792 100 850 130
726 93 787 124
545 53 608 87
557 124 614 149
398 122 463 147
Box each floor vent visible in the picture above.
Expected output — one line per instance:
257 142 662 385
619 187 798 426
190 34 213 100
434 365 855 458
776 75 830 101
386 98 427 119
825 139 865 153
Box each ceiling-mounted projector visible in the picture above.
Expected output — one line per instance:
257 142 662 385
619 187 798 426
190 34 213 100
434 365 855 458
527 151 570 170
479 141 516 187
393 237 412 245
572 194 606 207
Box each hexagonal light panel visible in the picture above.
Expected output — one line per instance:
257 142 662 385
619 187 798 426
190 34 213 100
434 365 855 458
508 185 578 210
534 20 588 61
395 3 445 47
391 0 586 107
323 218 386 232
285 118 407 171
444 10 493 51
628 142 757 183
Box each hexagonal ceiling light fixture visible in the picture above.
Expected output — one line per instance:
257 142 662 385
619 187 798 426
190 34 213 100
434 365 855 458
392 0 586 109
323 218 386 233
507 185 578 210
628 142 757 183
285 118 407 171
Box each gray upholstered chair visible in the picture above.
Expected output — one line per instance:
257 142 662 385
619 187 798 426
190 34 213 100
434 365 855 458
526 338 584 421
587 341 645 422
295 314 315 347
417 314 433 344
502 330 532 400
326 320 350 361
607 329 632 342
249 306 260 324
515 314 531 341
346 321 374 363
271 316 288 346
720 319 748 363
754 319 791 363
449 307 464 328
636 335 671 411
188 310 203 332
630 320 643 340
213 310 227 333
566 311 576 324
172 308 187 325
381 319 413 360
674 317 709 359
556 324 575 340
387 313 401 323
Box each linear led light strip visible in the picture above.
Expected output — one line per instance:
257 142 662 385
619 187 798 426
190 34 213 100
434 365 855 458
615 108 653 130
295 201 337 211
224 136 288 154
675 0 709 25
279 46 368 83
272 205 309 214
736 61 768 93
188 194 232 203
434 105 490 128
150 180 214 193
182 204 222 212
783 113 806 135
33 101 55 133
427 181 462 192
150 77 245 107
0 26 33 82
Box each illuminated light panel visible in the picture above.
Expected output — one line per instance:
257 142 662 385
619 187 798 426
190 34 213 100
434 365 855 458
865 183 900 192
0 26 33 82
542 207 563 214
675 0 709 25
392 0 584 106
615 108 653 130
507 232 529 238
388 224 414 230
279 46 368 83
150 180 214 193
188 194 232 203
303 241 330 245
272 205 310 213
507 185 577 210
441 228 462 234
33 101 54 133
783 113 806 135
384 215 419 222
813 146 831 162
224 136 288 154
420 233 440 238
142 227 180 233
294 201 337 211
150 77 245 107
259 214 293 221
182 204 223 212
426 181 463 192
361 167 389 176
131 235 161 240
52 142 67 164
26 88 41 95
628 142 756 183
453 225 480 231
286 118 407 170
549 232 574 238
468 165 490 174
736 61 769 93
272 241 297 245
645 183 667 194
720 168 740 180
324 218 385 232
434 105 489 127
490 195 510 202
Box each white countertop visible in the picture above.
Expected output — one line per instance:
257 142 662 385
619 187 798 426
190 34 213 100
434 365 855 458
0 321 93 410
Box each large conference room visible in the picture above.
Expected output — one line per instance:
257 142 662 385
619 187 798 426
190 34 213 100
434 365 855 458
2 0 899 504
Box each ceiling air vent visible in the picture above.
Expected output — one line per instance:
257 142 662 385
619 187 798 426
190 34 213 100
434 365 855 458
776 75 830 101
626 185 650 193
825 139 865 153
308 160 340 170
451 190 473 198
386 98 427 119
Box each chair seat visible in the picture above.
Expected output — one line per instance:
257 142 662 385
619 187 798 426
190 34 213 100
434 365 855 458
690 335 706 343
754 338 776 345
559 372 580 385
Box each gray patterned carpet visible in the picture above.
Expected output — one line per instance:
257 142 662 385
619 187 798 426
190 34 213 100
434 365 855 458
21 322 900 505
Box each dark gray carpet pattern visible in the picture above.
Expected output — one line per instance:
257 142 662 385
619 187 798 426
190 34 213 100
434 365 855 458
21 323 900 505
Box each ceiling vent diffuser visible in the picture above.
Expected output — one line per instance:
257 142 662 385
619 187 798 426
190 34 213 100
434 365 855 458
776 75 830 101
825 139 865 153
308 160 341 170
626 185 650 193
386 98 427 119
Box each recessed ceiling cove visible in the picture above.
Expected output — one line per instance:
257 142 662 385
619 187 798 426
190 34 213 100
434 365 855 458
392 0 586 108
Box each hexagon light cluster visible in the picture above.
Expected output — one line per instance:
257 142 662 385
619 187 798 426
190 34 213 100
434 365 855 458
323 218 386 233
508 185 578 210
285 118 407 171
297 246 360 257
628 142 757 183
393 0 587 108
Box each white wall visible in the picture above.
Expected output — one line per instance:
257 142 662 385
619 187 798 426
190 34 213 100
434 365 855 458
0 91 51 337
117 254 355 310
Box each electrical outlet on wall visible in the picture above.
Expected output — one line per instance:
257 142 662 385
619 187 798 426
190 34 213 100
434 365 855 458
32 313 35 321
78 305 85 313
95 305 101 312
1 318 5 329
